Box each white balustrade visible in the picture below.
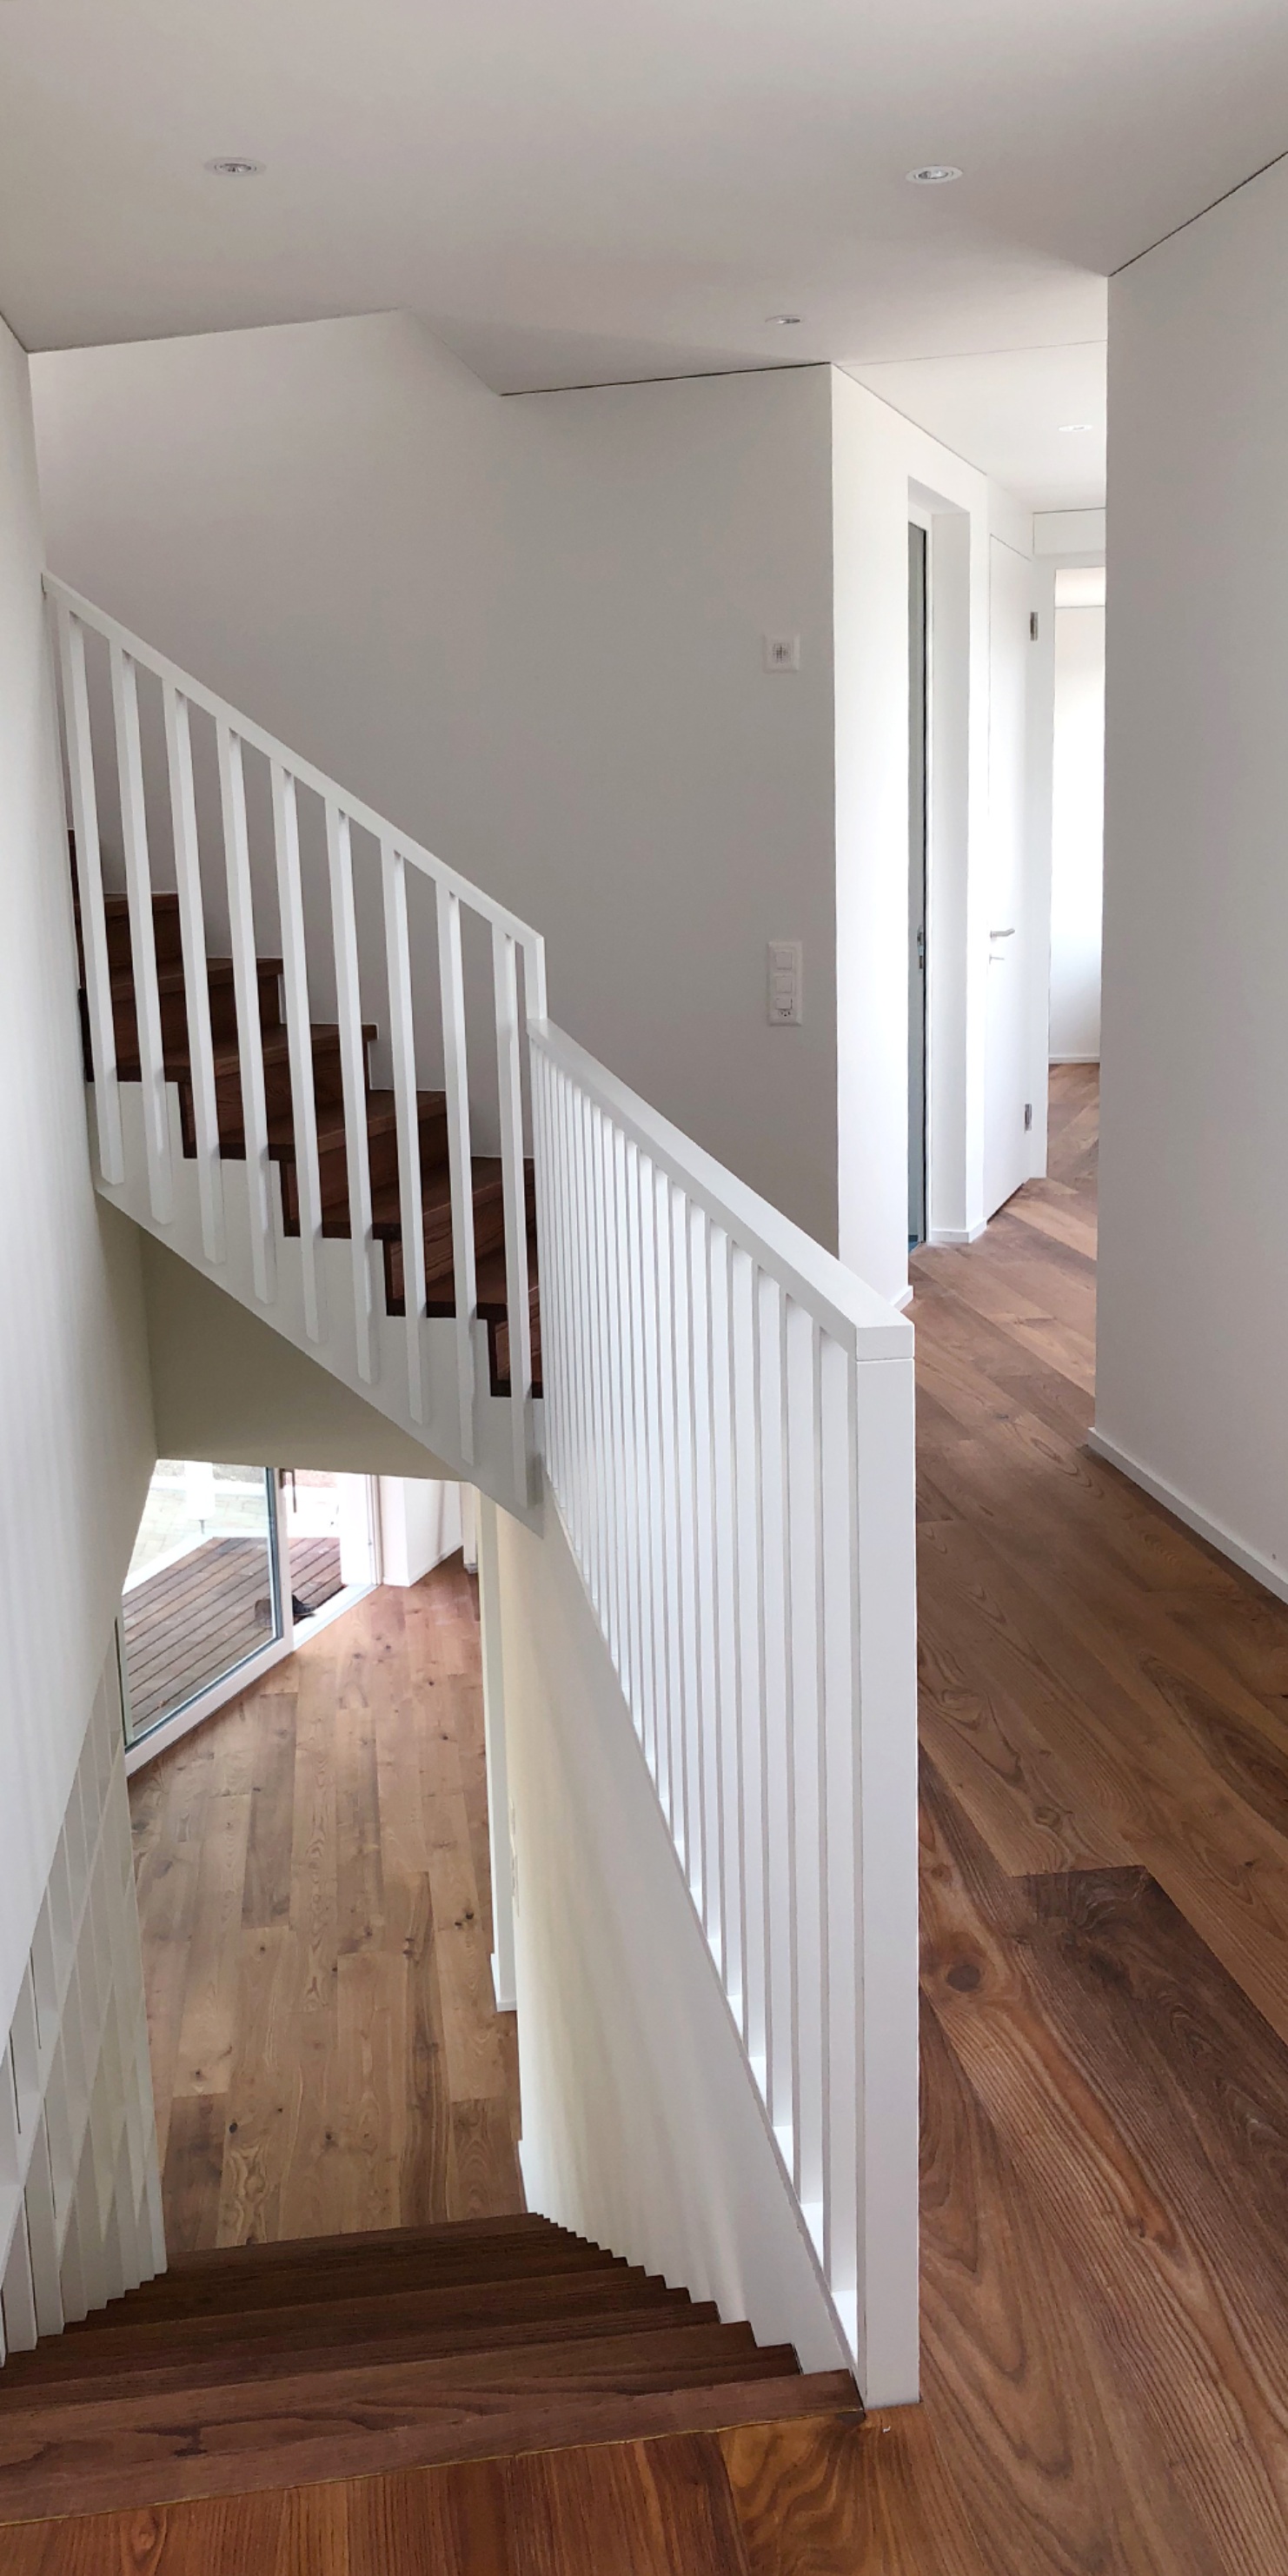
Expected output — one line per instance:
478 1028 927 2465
528 1018 920 2407
45 575 544 1513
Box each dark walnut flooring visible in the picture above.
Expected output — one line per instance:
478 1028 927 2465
913 1062 1288 2575
110 1066 1288 2573
130 1557 524 2249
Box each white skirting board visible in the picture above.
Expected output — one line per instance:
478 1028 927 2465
927 1221 988 1246
1087 1427 1288 1608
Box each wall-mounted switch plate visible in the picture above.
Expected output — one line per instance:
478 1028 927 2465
763 633 801 672
767 939 803 1024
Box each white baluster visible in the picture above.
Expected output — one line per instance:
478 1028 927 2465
326 800 377 1384
56 607 123 1183
492 923 533 1506
382 841 426 1423
786 1296 825 2230
273 766 325 1344
437 882 475 1461
163 684 224 1262
819 1329 858 2307
110 643 171 1221
217 720 276 1304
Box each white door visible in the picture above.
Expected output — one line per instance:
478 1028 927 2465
983 537 1033 1218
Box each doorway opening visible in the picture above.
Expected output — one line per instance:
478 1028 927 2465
908 520 929 1249
120 1461 379 1756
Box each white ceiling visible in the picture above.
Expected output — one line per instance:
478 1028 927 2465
847 339 1108 509
2 0 1285 501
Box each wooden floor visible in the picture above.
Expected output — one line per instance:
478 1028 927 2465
911 1062 1288 2574
130 1556 524 2248
124 1535 343 1733
108 1069 1288 2571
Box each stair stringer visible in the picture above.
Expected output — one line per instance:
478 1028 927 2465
94 1080 541 1524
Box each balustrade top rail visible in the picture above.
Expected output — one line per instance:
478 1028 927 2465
528 1019 913 1358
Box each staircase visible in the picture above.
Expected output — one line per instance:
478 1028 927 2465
91 884 541 1406
0 2214 859 2528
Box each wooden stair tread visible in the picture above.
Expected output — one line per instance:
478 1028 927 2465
0 2295 720 2416
0 2319 780 2454
0 2370 856 2525
159 2212 567 2278
1 2264 688 2386
55 2238 642 2334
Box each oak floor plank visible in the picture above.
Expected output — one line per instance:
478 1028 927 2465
132 1558 522 2249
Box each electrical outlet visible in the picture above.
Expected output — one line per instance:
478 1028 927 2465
1024 1101 1033 1131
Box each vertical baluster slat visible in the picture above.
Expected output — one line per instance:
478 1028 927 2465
110 644 171 1222
708 1224 741 2006
381 841 425 1417
271 766 325 1343
436 883 475 1459
757 1267 793 2142
691 1205 720 1957
786 1298 826 2233
216 721 276 1303
326 801 376 1384
492 923 534 1506
819 1330 858 2316
56 608 123 1183
164 685 224 1263
729 1244 766 2075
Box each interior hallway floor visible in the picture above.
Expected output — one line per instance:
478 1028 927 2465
910 1063 1288 2573
130 1556 524 2252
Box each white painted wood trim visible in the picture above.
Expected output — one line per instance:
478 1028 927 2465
325 800 377 1386
217 720 276 1305
110 642 172 1223
1086 1427 1288 1607
164 682 225 1264
54 605 123 1184
530 1020 911 1360
381 840 427 1427
438 882 477 1464
273 763 326 1344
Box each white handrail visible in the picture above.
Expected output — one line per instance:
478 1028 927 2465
528 1017 920 2407
44 573 545 1510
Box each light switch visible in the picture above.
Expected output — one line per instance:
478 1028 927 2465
763 633 801 672
767 939 803 1025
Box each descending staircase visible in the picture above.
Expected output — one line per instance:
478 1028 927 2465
87 885 541 1403
0 2214 859 2527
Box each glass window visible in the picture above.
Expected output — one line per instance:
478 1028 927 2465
121 1461 282 1744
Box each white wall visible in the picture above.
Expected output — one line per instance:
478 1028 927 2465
0 316 154 2042
0 316 160 2346
495 1490 850 2374
1094 155 1288 1592
1049 598 1104 1060
32 318 840 1251
378 1476 463 1585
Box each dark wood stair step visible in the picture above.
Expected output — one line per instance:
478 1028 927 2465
0 2360 856 2526
155 2212 566 2280
0 2263 687 2387
0 2293 719 2418
55 2231 636 2334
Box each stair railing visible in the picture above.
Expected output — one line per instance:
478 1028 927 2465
528 1019 920 2407
46 577 545 1511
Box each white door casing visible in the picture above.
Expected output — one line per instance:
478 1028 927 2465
983 535 1034 1218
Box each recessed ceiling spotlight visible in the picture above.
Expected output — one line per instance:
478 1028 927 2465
906 164 962 184
204 157 264 177
1059 422 1095 434
767 314 802 326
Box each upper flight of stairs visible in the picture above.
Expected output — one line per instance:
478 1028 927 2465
88 884 541 1402
0 2214 859 2526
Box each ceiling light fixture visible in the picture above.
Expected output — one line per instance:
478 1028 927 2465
906 164 962 184
767 314 802 326
204 157 264 177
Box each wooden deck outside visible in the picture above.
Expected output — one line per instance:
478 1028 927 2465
123 1537 342 1736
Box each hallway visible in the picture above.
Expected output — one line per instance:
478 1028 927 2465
130 1557 524 2251
912 1065 1288 2573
